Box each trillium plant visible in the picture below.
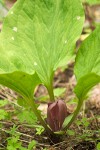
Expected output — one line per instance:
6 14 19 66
0 0 100 135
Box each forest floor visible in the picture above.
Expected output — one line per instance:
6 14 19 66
0 0 100 150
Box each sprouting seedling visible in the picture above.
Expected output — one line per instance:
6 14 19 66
0 0 100 135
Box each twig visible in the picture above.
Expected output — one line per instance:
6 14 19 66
0 144 6 148
19 139 50 147
0 121 14 126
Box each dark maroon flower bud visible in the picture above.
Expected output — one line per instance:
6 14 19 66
47 100 68 132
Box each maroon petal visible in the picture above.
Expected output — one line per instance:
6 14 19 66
47 100 68 132
57 100 68 129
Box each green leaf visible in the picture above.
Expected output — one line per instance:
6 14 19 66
7 136 22 150
54 88 66 97
18 109 37 124
75 26 100 81
97 142 100 150
28 140 37 150
0 0 84 88
81 117 90 127
67 129 75 136
0 72 40 99
0 0 5 5
17 98 28 108
0 99 8 107
69 27 100 130
74 73 100 100
74 26 100 100
67 98 78 104
6 125 19 136
35 125 44 135
0 109 8 120
63 114 73 128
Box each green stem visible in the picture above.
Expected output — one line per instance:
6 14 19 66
26 97 53 135
47 84 55 101
46 72 55 102
63 99 83 131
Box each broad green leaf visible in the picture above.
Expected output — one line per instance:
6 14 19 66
68 28 100 133
63 74 100 130
75 26 100 81
74 73 100 100
0 0 84 88
0 72 40 99
74 26 100 100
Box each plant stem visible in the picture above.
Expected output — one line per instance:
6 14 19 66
27 97 53 135
46 72 55 102
63 99 83 131
47 84 55 101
